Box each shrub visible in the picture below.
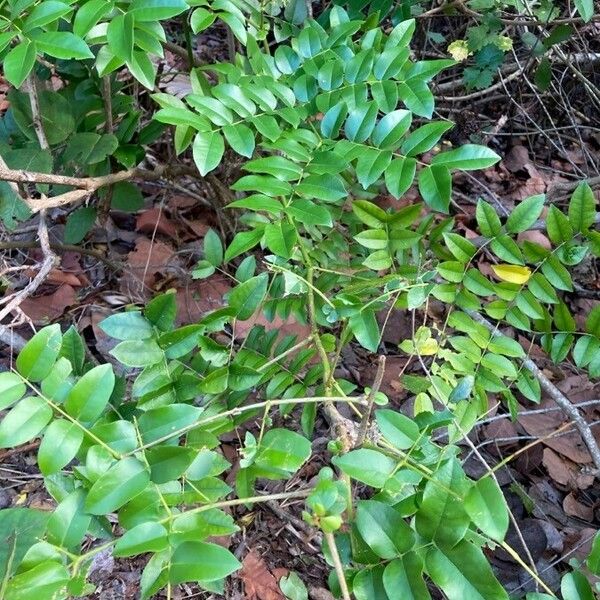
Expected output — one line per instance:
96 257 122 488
0 2 599 599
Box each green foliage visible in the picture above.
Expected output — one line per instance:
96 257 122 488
1 2 600 599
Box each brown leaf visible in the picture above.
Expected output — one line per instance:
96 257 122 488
563 492 594 521
136 208 179 238
239 550 285 600
519 403 592 464
20 285 77 323
175 277 230 324
120 237 177 297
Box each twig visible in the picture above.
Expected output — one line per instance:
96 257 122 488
355 355 386 447
324 532 351 600
0 211 58 323
163 40 204 68
469 311 600 475
0 326 27 351
0 240 119 268
26 75 49 150
0 164 198 212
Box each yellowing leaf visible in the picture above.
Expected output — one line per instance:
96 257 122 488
491 264 532 284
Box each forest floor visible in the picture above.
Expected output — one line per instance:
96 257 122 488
1 9 600 600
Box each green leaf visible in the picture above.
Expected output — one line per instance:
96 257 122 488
255 428 311 474
332 449 395 488
111 181 144 212
4 41 37 88
383 554 431 600
0 508 49 581
541 255 572 291
169 541 241 584
224 228 264 262
34 31 93 59
569 181 596 232
4 560 69 600
23 1 73 32
481 353 517 378
296 174 347 203
138 404 202 444
130 0 188 21
574 0 594 22
280 572 308 600
401 122 454 157
0 372 26 410
587 531 600 575
352 200 388 228
546 205 573 244
193 131 225 176
443 232 477 263
38 420 84 476
110 340 164 367
431 145 500 170
349 310 380 351
47 489 91 549
356 500 415 559
375 409 420 449
146 446 196 483
398 79 434 118
229 274 268 320
476 200 502 237
64 206 96 244
418 165 451 213
385 157 416 199
264 221 297 259
372 110 412 149
85 457 150 514
0 396 52 448
223 124 255 158
16 324 62 382
560 571 595 600
73 0 113 37
426 541 508 600
107 12 133 62
345 102 378 142
287 199 332 227
353 565 388 600
115 522 169 557
203 229 223 266
127 51 157 89
64 364 115 422
190 7 217 33
321 102 348 138
415 458 470 547
374 46 409 79
100 311 155 340
356 148 392 189
506 194 545 233
464 477 509 542
355 228 388 249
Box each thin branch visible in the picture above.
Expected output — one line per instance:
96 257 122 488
0 210 59 323
324 532 351 600
26 75 49 150
0 163 198 212
356 355 386 447
469 311 600 475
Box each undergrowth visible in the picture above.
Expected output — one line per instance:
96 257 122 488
0 1 599 599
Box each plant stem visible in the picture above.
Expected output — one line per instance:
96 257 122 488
324 531 351 600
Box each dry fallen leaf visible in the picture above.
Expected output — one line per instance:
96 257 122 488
240 549 285 600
